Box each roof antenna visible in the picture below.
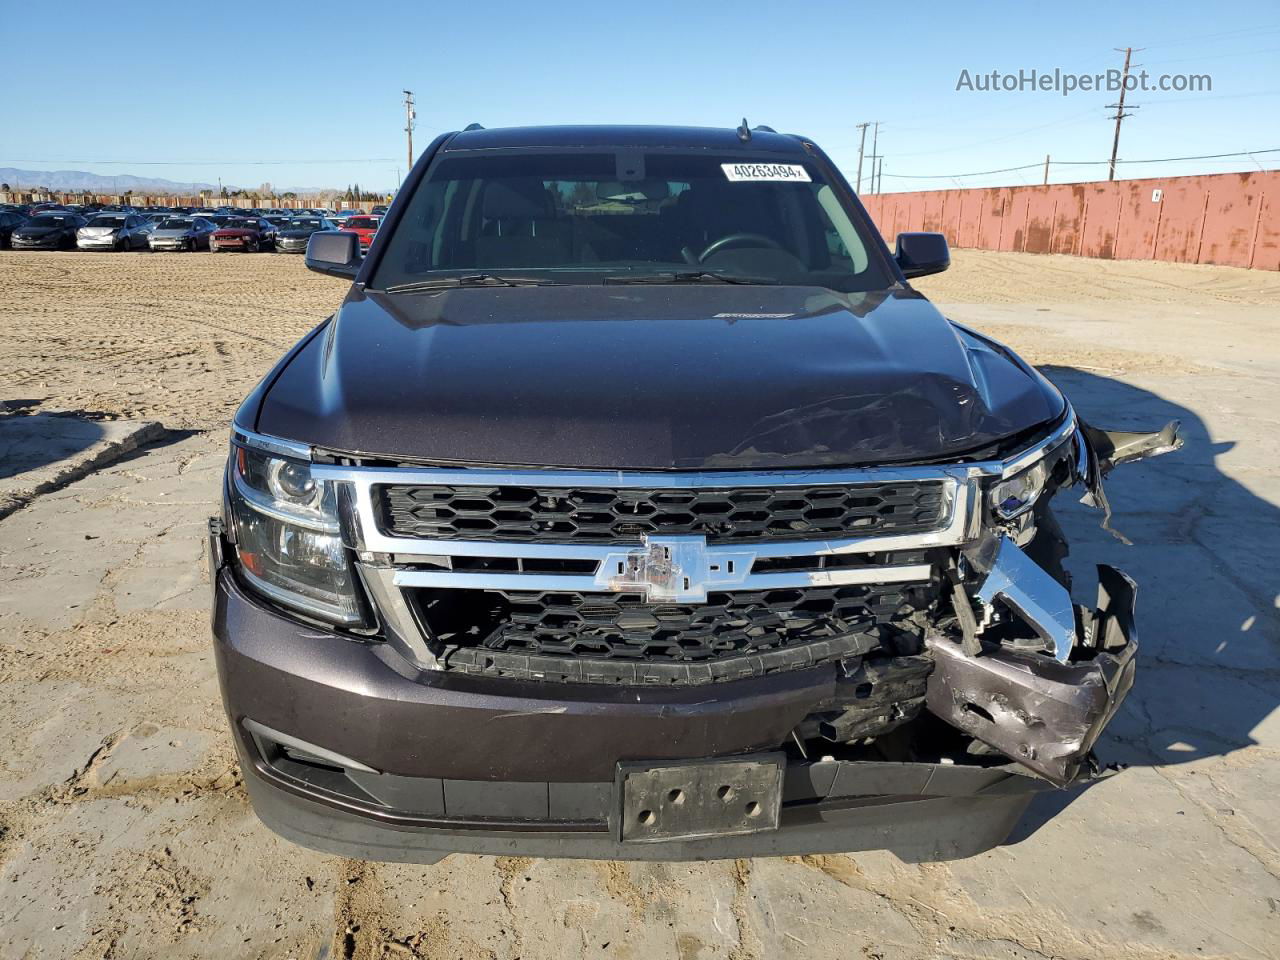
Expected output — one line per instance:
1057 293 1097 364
736 118 751 142
463 122 485 131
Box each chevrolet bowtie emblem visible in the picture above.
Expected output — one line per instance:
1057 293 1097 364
594 535 756 603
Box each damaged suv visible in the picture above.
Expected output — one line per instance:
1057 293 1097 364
209 124 1180 862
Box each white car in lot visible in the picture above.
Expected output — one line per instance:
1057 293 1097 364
76 213 151 251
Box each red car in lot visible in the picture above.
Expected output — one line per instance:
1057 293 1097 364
341 215 381 252
210 217 275 253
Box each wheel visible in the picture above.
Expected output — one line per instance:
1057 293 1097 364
246 238 259 253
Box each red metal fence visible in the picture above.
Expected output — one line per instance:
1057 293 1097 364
861 171 1279 271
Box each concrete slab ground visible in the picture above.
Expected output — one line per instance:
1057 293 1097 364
0 412 163 519
0 251 1276 959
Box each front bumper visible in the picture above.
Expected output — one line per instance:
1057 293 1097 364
211 529 1135 862
12 237 62 249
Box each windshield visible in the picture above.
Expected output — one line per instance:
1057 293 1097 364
346 217 378 229
89 216 127 227
32 215 75 226
159 219 193 229
364 150 890 292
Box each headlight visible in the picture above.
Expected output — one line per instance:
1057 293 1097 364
989 459 1051 519
227 444 364 625
988 423 1077 521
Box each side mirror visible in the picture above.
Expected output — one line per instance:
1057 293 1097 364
894 232 950 279
306 230 362 279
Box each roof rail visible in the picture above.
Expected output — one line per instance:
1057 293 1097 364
463 122 485 131
752 124 777 133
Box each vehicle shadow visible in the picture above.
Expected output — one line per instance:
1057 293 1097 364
0 409 105 481
1005 363 1280 844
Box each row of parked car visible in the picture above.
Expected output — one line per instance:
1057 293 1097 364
0 202 385 254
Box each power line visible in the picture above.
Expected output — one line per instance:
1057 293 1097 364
880 147 1280 180
1139 23 1280 51
885 162 1046 180
1141 45 1280 68
1062 148 1280 166
889 109 1097 158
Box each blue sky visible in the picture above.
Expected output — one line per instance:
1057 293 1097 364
1 0 1277 193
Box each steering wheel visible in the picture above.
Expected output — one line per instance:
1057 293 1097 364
697 232 785 263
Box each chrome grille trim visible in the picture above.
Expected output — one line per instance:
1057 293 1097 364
315 465 977 562
392 564 935 594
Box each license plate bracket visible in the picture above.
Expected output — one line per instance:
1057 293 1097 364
615 753 784 843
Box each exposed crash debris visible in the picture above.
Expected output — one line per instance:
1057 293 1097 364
970 537 1078 662
211 123 1185 863
1084 420 1184 473
811 656 933 743
1076 420 1184 544
927 565 1139 785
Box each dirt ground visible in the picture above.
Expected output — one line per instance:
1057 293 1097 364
1 249 1277 959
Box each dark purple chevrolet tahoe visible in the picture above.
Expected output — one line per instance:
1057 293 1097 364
209 124 1180 862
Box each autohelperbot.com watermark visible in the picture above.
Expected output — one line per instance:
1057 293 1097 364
955 68 1211 96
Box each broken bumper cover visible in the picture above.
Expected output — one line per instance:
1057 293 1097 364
214 570 1061 862
928 564 1138 785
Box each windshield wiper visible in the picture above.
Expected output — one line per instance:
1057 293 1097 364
384 274 556 293
601 271 777 285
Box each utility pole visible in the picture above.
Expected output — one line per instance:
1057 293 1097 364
875 157 883 195
868 122 881 194
403 90 416 173
1106 47 1141 181
1043 154 1050 186
854 122 870 193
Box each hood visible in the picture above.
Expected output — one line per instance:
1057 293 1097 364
278 229 317 239
80 226 117 236
213 228 256 236
253 285 1064 470
16 224 62 236
152 228 194 238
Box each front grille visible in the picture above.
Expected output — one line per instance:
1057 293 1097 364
380 481 948 543
410 575 936 684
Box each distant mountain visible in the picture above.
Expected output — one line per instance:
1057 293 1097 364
0 167 350 195
0 168 220 194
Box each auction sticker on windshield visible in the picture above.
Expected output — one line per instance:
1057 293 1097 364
721 163 811 182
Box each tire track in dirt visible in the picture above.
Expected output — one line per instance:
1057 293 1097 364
0 251 346 429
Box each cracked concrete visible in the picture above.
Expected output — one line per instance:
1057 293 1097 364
0 413 164 519
1 251 1277 959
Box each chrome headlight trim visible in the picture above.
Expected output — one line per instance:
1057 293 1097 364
988 406 1079 520
231 427 313 462
226 437 363 625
